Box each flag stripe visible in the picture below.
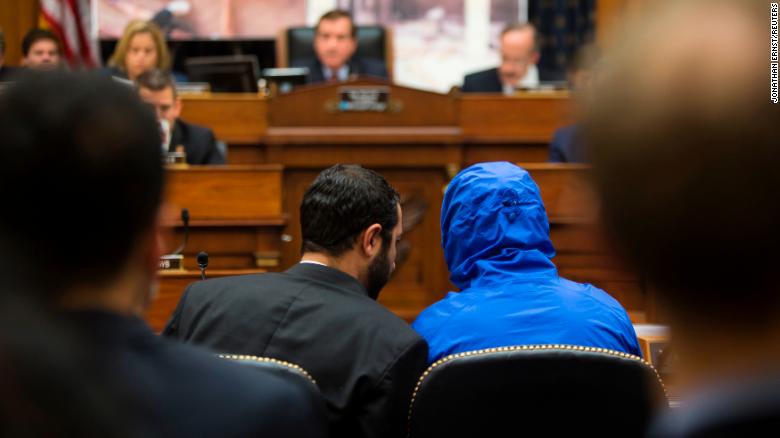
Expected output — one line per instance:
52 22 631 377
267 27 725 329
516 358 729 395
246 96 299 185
39 0 99 68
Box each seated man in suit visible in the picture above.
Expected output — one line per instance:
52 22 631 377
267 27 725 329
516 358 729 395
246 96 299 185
292 9 388 84
0 30 20 81
0 71 326 437
413 162 640 364
164 164 428 438
586 1 780 436
21 28 62 70
136 69 225 165
461 23 540 94
548 44 599 163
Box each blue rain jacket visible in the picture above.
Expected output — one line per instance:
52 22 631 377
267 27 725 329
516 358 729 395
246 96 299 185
413 162 641 363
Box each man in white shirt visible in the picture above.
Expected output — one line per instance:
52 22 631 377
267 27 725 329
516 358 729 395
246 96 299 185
461 23 540 94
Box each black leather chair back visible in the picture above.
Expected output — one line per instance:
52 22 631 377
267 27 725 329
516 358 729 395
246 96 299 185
218 354 318 389
407 345 668 437
285 26 387 65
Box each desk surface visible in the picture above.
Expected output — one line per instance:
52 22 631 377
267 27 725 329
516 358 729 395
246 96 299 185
179 84 574 147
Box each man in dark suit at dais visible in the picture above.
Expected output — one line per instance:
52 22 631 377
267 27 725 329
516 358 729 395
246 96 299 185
461 22 541 94
292 9 388 84
136 69 225 165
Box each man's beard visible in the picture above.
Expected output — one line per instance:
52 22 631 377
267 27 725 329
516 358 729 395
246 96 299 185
365 244 392 300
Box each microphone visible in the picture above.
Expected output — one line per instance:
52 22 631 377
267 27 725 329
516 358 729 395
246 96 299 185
172 208 190 255
197 251 209 280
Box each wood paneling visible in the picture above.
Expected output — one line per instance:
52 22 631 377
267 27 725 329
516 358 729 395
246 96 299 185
0 0 39 66
161 165 286 271
459 92 574 143
269 78 458 127
179 93 268 144
176 86 573 167
163 165 283 222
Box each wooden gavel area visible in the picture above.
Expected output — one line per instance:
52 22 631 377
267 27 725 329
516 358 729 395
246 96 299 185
148 79 656 332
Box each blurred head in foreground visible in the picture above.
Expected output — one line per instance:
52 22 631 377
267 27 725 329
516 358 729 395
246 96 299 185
586 0 779 384
0 71 163 434
0 71 164 312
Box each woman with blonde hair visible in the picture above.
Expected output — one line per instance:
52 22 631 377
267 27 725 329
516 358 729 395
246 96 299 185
107 20 171 81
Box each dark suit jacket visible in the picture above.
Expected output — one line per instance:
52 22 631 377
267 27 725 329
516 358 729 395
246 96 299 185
170 119 225 165
0 66 23 82
461 66 565 93
292 57 388 84
163 262 429 438
461 67 503 93
548 124 587 163
63 310 327 438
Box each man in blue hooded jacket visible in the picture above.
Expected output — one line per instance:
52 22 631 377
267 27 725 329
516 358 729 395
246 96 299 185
413 161 640 364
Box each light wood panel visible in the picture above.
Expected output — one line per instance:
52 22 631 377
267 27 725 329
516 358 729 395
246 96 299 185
268 78 458 127
459 92 574 143
163 165 283 222
161 165 286 271
0 0 39 66
179 93 268 144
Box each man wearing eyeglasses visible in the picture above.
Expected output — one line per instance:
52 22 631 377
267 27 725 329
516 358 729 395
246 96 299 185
136 69 225 165
461 23 540 94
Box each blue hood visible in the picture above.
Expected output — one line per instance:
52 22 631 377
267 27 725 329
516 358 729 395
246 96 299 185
442 162 556 289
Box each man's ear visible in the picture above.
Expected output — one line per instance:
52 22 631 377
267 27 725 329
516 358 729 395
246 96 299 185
172 97 182 119
360 224 383 257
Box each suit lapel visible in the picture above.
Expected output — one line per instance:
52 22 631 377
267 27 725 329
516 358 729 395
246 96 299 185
169 120 185 153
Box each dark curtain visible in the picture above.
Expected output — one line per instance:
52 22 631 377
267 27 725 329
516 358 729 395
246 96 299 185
529 0 596 81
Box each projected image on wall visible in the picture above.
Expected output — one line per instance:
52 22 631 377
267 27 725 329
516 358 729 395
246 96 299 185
97 0 306 40
334 0 524 92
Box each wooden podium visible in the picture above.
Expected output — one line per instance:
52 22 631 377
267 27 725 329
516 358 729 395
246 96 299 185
460 92 575 163
161 165 286 270
150 165 286 330
179 85 574 167
179 93 268 164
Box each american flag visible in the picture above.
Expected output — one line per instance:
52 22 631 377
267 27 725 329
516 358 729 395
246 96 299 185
39 0 99 68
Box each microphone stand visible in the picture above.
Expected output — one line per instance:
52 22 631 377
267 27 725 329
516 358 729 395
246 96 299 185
197 251 208 280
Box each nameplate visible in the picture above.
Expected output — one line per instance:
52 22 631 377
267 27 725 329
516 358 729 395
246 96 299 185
337 86 390 112
163 151 187 165
159 254 184 271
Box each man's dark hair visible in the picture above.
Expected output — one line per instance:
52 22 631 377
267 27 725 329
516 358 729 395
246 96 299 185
0 71 164 295
316 9 356 38
300 164 399 257
22 28 61 56
501 22 540 53
136 68 177 97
